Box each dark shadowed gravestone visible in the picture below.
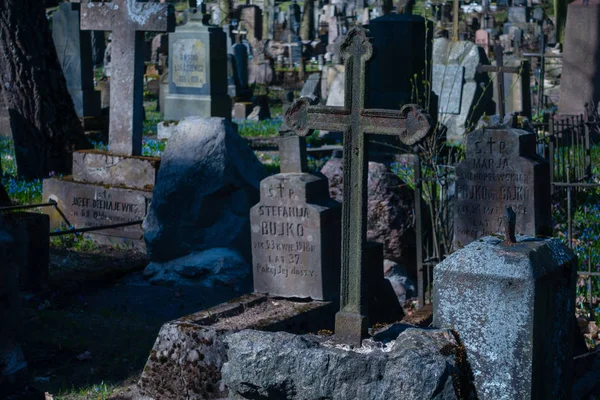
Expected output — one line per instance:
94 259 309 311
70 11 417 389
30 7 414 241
453 127 551 248
250 129 341 300
52 1 101 118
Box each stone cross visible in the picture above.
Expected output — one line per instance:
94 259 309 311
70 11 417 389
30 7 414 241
80 0 175 156
281 33 301 68
476 45 521 120
284 27 433 346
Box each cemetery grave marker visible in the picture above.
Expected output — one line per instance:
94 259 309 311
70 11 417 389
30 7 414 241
453 127 551 248
285 27 433 345
80 0 175 156
250 126 341 300
477 45 524 119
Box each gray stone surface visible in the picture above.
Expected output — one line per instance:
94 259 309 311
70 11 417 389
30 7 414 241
139 293 336 400
0 89 10 137
143 117 267 265
508 6 528 23
325 70 344 107
43 177 151 240
222 327 466 400
156 120 178 139
143 247 250 288
434 236 577 400
431 64 464 115
321 158 415 264
72 151 159 190
0 226 27 393
52 2 101 118
453 128 551 247
300 73 321 98
558 2 600 115
432 38 494 142
164 11 231 120
80 0 175 156
250 173 341 300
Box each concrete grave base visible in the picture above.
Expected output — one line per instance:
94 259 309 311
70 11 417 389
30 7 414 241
138 293 337 399
222 327 469 400
164 93 231 121
72 150 160 190
42 177 152 249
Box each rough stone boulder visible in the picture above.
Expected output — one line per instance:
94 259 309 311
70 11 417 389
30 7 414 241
321 158 415 263
143 117 267 286
222 328 469 400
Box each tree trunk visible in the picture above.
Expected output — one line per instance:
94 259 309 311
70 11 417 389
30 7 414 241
0 0 91 180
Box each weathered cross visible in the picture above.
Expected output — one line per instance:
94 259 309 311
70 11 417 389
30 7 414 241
284 27 432 346
80 0 175 156
476 45 521 120
282 33 301 68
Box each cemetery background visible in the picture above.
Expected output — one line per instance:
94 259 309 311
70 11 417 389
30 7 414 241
1 0 600 398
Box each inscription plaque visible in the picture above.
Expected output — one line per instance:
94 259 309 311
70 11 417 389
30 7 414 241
454 128 551 247
172 39 207 88
43 178 151 239
250 173 341 301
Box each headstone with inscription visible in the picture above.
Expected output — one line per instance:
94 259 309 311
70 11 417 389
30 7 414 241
164 7 231 121
42 0 174 248
453 128 551 248
250 130 341 301
52 1 101 118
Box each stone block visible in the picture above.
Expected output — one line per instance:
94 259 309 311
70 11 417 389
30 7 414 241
72 150 160 190
2 212 50 291
138 293 336 399
508 7 529 23
43 177 152 241
250 173 341 301
222 327 469 399
434 236 577 399
163 93 231 121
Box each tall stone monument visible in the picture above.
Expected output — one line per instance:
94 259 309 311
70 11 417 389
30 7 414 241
52 1 101 118
164 7 231 121
453 127 552 248
250 127 341 301
43 0 175 247
558 0 600 115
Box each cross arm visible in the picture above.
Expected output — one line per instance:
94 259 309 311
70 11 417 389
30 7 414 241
284 96 350 136
477 65 521 74
80 1 118 31
361 105 433 145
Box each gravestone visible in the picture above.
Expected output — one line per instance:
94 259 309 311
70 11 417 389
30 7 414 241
368 14 433 110
453 128 551 247
232 42 250 99
432 38 494 142
43 0 175 248
558 0 600 115
300 73 321 98
434 233 576 399
250 132 341 300
508 6 528 23
0 226 27 394
0 88 10 137
238 5 263 42
52 1 101 118
164 7 231 121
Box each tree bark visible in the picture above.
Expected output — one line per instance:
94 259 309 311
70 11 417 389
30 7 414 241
0 0 91 180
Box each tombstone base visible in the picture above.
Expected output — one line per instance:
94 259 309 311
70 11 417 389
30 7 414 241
139 293 336 399
42 177 152 250
72 150 160 190
163 93 231 121
334 311 369 346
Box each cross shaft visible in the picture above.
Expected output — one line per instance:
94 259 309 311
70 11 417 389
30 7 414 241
477 45 520 120
80 0 175 156
285 27 432 346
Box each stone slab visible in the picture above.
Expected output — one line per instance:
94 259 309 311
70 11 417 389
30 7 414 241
454 128 551 247
432 64 464 114
138 293 336 400
250 173 341 301
43 177 151 240
164 93 231 120
72 150 160 190
434 236 577 399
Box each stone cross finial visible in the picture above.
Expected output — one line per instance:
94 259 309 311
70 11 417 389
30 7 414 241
80 0 175 156
503 206 517 245
284 26 432 346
